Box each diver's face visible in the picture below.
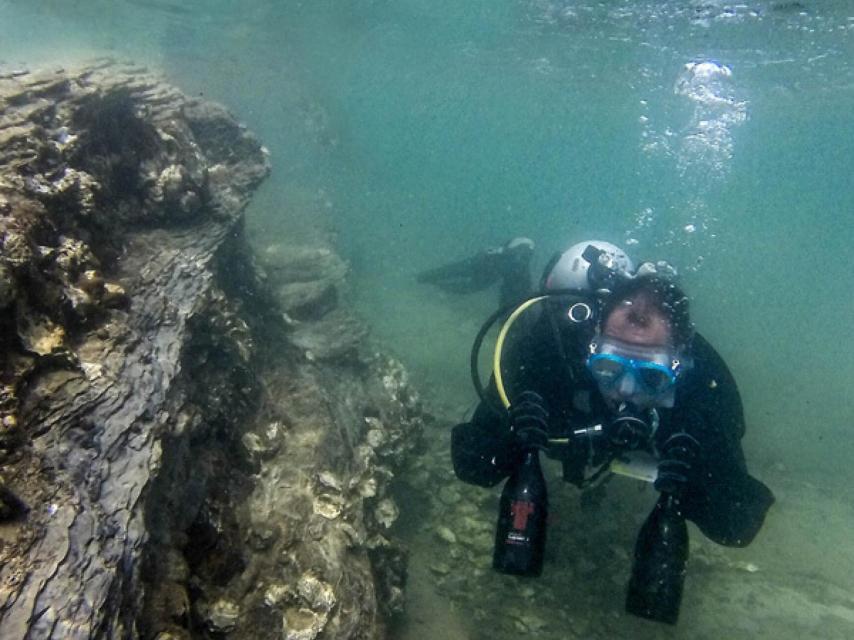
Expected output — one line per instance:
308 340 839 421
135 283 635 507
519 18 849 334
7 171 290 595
603 294 672 347
597 294 675 408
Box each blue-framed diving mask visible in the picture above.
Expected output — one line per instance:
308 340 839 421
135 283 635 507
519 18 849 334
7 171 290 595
586 336 685 407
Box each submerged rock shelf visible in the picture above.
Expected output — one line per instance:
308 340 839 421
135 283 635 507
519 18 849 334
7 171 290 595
0 63 423 639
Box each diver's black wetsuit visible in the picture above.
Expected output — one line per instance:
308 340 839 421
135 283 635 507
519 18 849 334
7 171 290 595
451 308 775 547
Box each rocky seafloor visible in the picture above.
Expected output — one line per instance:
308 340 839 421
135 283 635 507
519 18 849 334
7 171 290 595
0 62 426 639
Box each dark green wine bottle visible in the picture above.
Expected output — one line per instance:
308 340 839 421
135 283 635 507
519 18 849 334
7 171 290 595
625 493 689 624
492 449 548 577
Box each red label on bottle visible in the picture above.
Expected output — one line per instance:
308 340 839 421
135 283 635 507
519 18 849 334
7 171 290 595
511 500 535 530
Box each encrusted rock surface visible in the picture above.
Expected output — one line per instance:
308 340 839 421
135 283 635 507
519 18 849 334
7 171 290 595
0 62 423 639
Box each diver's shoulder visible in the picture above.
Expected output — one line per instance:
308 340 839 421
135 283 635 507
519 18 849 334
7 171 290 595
689 331 729 369
682 331 741 400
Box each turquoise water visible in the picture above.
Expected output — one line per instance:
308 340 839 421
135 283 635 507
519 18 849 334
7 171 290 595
3 0 854 637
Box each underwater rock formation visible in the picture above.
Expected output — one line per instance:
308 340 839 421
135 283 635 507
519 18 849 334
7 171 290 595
0 63 422 639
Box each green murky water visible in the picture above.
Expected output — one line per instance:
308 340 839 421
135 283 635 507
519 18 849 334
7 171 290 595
3 1 853 638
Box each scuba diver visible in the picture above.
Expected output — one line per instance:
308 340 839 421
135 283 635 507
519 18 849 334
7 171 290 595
420 239 774 623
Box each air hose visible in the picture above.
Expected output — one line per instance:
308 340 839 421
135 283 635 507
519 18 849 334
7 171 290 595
469 290 595 412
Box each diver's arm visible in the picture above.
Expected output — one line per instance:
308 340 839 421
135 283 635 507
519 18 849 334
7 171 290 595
677 414 775 546
451 400 517 487
688 476 774 547
669 335 775 546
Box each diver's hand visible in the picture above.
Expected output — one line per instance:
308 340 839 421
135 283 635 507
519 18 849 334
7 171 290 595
509 391 550 451
654 432 701 494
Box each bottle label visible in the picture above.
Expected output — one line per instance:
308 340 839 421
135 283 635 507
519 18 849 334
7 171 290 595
507 531 528 544
511 500 535 532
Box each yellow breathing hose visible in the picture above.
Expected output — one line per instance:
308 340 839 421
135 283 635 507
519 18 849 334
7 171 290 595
492 295 548 409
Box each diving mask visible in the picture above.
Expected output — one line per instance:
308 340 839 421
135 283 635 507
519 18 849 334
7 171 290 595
586 336 682 396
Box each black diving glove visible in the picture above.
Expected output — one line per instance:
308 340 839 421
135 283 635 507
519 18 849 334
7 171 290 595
508 391 550 452
654 432 701 495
